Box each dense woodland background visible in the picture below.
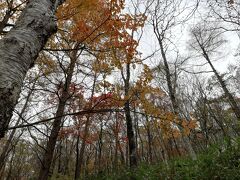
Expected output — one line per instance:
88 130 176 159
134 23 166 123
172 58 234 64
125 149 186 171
0 0 240 179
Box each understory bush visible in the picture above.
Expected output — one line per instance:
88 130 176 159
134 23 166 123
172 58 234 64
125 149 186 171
87 138 240 180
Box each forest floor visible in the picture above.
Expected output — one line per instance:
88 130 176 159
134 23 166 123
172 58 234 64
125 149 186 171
87 138 240 180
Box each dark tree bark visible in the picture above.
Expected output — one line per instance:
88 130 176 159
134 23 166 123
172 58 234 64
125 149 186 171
97 120 103 172
38 91 68 180
154 32 197 160
191 26 240 122
38 45 78 180
123 63 137 168
74 117 90 180
201 45 240 121
151 1 197 159
0 0 65 138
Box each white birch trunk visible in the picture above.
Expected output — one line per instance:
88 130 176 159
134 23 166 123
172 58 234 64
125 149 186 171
0 0 65 137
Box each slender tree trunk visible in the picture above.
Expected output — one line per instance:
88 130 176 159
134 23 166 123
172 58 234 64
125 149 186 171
201 47 240 121
49 147 58 177
75 135 81 179
75 73 97 180
158 40 179 115
0 84 33 172
114 115 119 169
157 37 196 160
97 120 103 172
145 116 153 163
38 45 78 180
38 93 68 180
6 150 14 180
125 141 129 166
0 0 65 138
57 141 63 174
75 117 90 179
133 107 138 160
114 137 119 169
123 63 137 168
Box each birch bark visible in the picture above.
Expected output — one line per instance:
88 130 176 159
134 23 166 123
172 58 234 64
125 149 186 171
0 0 65 137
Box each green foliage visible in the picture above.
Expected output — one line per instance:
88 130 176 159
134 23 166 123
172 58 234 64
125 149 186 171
87 138 240 180
50 174 73 180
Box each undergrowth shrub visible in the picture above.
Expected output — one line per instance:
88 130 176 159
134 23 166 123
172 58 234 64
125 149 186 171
88 138 240 180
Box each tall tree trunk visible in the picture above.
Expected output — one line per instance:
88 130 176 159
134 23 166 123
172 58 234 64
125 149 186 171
6 149 15 180
75 73 97 180
201 46 240 121
123 63 137 168
157 37 196 160
145 116 153 163
38 92 68 180
38 45 78 180
114 115 119 169
97 120 103 172
158 40 178 115
75 135 81 179
57 141 63 174
75 117 90 179
0 0 65 138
